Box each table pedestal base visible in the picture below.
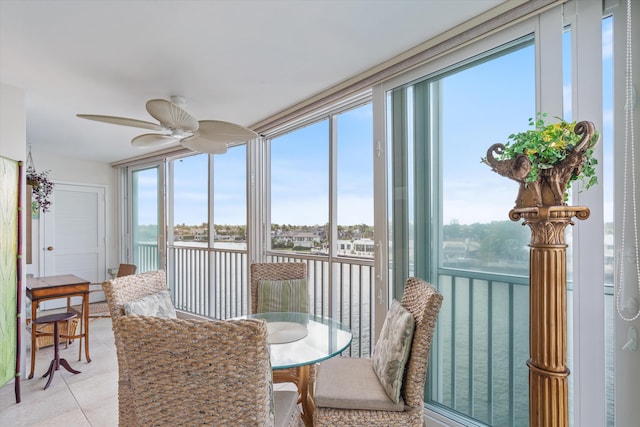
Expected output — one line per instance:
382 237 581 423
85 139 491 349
42 356 81 390
34 313 82 390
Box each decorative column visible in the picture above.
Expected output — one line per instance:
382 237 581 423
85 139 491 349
510 206 590 427
484 119 598 426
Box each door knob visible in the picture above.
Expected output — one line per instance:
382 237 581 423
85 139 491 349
47 246 54 251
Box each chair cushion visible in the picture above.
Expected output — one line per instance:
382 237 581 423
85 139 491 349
371 299 415 403
123 290 177 318
257 278 308 313
314 357 405 411
273 390 300 427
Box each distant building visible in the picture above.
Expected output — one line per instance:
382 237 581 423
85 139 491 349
352 238 374 256
337 240 352 253
291 231 320 248
272 230 321 248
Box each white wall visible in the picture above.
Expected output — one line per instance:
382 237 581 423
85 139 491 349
0 84 25 160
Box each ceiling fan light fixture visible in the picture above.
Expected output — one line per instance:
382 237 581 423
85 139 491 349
170 95 187 109
146 99 199 132
77 97 257 155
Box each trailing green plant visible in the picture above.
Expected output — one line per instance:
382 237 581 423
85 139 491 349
498 113 598 195
26 167 54 212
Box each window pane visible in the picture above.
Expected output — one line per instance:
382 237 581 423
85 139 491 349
602 15 614 427
437 41 534 425
173 153 208 242
213 144 247 248
337 104 374 257
440 47 534 275
270 120 328 252
388 38 535 425
132 166 160 272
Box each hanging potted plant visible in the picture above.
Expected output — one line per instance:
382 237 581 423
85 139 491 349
482 113 599 208
25 149 54 212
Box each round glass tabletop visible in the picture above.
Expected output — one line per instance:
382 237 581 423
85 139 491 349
239 312 353 370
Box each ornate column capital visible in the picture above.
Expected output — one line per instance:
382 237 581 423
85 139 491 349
509 206 590 246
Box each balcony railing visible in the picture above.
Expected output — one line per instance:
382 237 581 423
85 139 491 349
167 244 248 319
163 243 375 357
147 243 613 427
134 242 160 273
430 268 530 426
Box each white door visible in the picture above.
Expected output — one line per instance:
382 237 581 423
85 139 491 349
41 184 106 308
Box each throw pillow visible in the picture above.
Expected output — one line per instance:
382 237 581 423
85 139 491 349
123 289 177 318
257 278 308 313
371 299 415 403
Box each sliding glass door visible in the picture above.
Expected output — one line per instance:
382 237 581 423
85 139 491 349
129 162 165 273
386 35 536 425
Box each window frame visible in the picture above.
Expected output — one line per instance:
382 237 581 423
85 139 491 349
260 92 373 260
374 4 607 425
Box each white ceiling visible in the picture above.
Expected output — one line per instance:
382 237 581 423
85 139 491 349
1 0 506 164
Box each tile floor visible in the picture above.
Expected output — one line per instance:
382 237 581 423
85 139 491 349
0 312 298 427
0 316 118 427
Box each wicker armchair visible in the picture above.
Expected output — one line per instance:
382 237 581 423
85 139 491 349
250 262 307 314
102 270 168 427
250 262 315 390
115 315 302 427
313 277 443 427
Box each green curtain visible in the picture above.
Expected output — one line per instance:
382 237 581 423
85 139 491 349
0 156 18 387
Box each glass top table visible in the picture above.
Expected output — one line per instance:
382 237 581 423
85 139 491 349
237 312 353 369
235 312 352 427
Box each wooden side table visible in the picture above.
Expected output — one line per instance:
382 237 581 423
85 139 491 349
32 312 81 389
26 275 91 379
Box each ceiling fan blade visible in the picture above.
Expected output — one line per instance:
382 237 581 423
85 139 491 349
131 133 179 148
77 114 166 131
180 135 228 154
195 120 258 143
146 99 199 132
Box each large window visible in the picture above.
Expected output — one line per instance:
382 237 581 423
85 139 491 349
337 106 374 257
387 37 535 425
170 147 247 247
171 153 208 242
270 120 329 253
213 145 247 248
166 147 248 318
268 102 373 257
130 163 163 272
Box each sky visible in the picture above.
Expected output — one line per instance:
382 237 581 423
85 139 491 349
136 18 614 228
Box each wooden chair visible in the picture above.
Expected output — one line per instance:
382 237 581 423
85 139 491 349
102 270 168 427
69 263 137 321
114 263 137 278
115 315 303 427
313 277 443 427
250 262 316 391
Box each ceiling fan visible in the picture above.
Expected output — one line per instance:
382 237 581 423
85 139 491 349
77 96 257 154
